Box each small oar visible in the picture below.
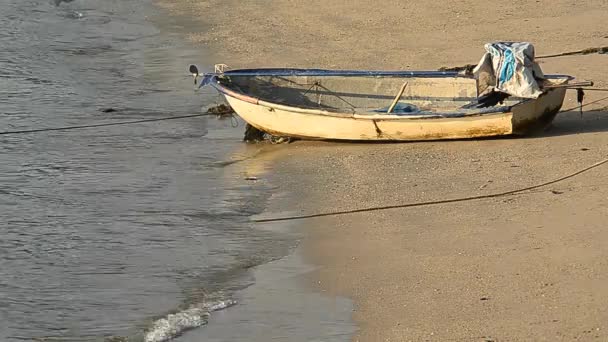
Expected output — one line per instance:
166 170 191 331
387 82 408 114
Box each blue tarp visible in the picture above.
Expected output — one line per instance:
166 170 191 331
373 103 422 115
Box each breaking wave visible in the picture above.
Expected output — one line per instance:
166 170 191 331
144 299 237 342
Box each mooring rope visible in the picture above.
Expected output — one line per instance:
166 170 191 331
439 45 608 72
536 46 608 59
253 156 608 223
560 94 608 113
569 88 608 92
0 113 208 135
3 91 605 137
253 94 608 223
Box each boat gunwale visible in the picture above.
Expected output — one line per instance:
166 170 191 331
205 68 573 120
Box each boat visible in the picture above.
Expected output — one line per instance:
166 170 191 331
192 66 575 141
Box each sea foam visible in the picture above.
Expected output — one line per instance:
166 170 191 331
144 299 237 342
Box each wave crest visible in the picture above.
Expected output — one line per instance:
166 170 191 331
144 299 237 342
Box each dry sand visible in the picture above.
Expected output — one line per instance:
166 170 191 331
163 0 608 340
272 135 608 341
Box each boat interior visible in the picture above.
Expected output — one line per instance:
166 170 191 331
219 74 530 117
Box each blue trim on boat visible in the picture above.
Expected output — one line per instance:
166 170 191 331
221 68 462 78
204 68 572 80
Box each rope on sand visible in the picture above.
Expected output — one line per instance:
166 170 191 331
253 156 608 223
253 96 608 224
253 89 608 223
536 46 608 59
560 94 608 113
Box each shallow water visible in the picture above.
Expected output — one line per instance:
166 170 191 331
0 1 299 341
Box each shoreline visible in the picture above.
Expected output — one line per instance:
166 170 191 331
145 2 359 341
139 4 352 341
163 0 608 340
172 143 356 342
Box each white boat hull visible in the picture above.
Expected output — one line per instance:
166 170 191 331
224 88 567 141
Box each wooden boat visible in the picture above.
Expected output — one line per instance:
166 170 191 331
195 67 573 141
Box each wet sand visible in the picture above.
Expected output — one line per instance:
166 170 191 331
167 0 608 340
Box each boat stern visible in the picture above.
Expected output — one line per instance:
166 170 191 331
510 87 568 135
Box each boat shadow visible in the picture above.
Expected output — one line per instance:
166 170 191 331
529 109 608 138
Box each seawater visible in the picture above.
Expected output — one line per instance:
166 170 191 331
0 0 299 340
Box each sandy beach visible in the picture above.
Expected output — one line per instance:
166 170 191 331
165 0 608 340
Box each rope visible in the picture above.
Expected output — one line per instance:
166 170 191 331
0 113 206 135
315 83 358 113
439 45 608 72
560 94 608 113
253 91 608 223
253 157 608 223
569 87 608 92
536 46 608 59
